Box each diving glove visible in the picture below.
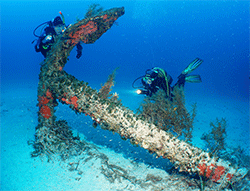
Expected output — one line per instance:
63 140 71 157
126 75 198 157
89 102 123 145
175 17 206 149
76 43 83 59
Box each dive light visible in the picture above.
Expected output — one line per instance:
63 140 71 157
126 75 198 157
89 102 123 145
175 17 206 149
136 89 148 95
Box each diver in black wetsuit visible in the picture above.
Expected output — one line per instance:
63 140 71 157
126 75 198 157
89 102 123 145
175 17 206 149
33 13 82 59
133 58 203 97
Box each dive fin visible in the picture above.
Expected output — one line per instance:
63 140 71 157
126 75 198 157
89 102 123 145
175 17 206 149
185 75 202 83
182 58 203 75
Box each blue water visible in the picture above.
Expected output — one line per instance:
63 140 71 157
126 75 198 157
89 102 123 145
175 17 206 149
1 0 249 190
1 0 249 101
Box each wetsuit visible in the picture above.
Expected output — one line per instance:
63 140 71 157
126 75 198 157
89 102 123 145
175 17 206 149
142 67 186 97
35 24 83 58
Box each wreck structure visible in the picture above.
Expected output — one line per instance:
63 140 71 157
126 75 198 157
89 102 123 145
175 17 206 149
33 6 247 187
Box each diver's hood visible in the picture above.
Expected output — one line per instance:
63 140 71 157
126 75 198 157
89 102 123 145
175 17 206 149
52 16 63 26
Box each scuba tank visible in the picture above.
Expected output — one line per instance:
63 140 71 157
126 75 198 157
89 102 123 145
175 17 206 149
32 11 65 39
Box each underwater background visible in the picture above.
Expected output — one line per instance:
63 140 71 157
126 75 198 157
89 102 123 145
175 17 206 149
1 0 249 190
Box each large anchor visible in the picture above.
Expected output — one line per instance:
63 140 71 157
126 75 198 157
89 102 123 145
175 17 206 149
33 6 247 186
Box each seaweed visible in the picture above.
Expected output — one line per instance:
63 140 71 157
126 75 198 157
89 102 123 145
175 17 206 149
101 159 138 184
85 4 103 18
219 146 250 169
201 118 227 155
145 174 162 183
137 87 196 142
202 120 250 170
99 67 119 100
31 120 86 160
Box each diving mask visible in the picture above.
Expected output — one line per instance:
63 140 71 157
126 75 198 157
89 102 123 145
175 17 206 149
54 24 66 35
143 76 154 85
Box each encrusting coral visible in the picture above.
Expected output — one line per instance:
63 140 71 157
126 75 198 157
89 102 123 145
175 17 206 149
33 5 248 189
34 6 125 159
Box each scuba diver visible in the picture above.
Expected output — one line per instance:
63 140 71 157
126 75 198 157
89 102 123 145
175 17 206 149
32 12 82 59
132 58 203 97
